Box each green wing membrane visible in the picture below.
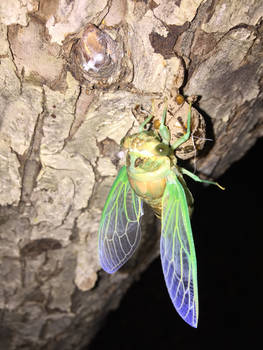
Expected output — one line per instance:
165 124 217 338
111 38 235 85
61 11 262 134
99 166 143 273
161 170 198 327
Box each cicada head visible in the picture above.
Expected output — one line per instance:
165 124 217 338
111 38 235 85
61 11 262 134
121 131 173 177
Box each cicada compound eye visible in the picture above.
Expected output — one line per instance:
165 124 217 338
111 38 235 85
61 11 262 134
155 143 171 156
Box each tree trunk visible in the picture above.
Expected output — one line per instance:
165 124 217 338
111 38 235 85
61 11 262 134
0 0 262 349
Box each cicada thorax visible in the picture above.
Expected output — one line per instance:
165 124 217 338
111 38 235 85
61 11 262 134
122 131 173 218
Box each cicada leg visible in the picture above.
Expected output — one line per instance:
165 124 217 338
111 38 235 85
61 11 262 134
139 113 154 132
171 103 192 151
158 100 171 145
181 168 225 190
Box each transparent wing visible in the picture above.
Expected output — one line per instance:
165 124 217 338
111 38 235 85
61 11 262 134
99 166 143 274
161 170 198 327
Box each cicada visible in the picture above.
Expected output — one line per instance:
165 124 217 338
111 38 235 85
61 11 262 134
98 103 223 327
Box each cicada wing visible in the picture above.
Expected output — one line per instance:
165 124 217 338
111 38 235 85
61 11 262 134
99 166 143 274
160 171 198 327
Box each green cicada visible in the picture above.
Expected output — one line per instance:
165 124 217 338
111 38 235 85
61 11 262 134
98 103 223 327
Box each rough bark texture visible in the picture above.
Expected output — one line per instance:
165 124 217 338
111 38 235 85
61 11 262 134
0 0 262 349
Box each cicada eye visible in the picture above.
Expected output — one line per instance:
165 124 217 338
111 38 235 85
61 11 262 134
120 137 125 147
155 143 171 156
175 94 185 105
153 119 161 130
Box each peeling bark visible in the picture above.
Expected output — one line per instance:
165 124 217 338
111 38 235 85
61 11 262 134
0 0 262 349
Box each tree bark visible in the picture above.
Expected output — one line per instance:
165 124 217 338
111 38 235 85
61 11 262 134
0 0 262 349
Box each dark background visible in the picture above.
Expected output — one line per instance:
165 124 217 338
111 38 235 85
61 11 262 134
90 138 262 349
